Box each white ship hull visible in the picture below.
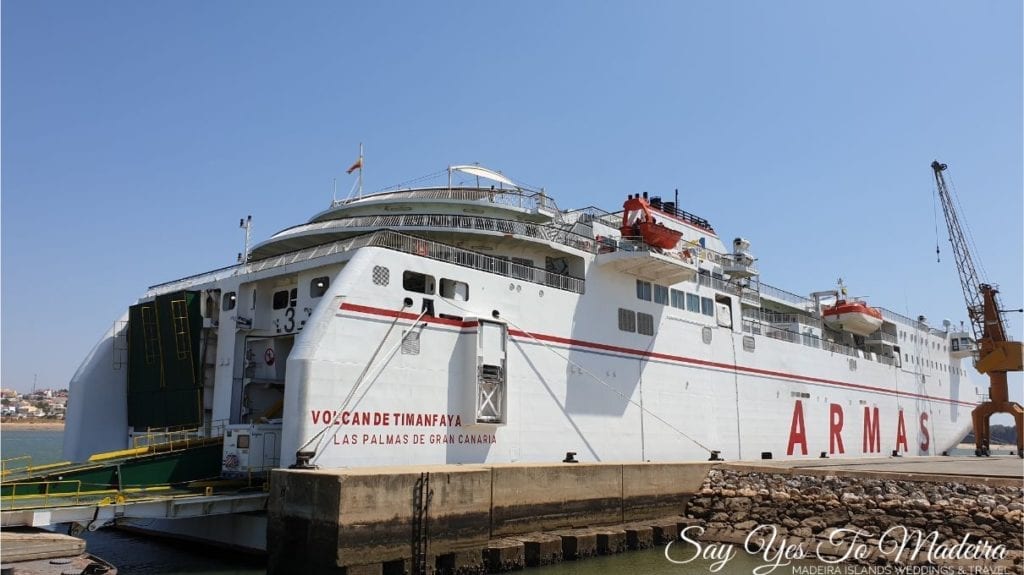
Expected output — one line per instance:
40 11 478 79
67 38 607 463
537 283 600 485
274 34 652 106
62 168 975 551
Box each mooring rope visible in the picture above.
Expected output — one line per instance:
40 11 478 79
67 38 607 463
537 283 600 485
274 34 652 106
439 297 716 455
298 301 428 460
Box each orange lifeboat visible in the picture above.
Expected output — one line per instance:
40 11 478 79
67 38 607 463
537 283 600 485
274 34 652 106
822 299 883 337
619 194 682 250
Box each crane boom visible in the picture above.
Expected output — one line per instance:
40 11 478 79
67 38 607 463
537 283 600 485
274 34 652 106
931 160 1023 457
931 161 985 342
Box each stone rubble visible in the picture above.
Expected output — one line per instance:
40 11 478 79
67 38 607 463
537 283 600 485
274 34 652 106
686 469 1023 573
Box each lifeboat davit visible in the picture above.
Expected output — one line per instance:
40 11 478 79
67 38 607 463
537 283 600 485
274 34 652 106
822 300 883 337
620 194 683 250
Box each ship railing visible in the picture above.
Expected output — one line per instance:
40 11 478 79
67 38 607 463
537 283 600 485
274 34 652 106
866 330 898 345
1 480 84 510
877 307 931 331
369 231 586 294
741 308 822 329
741 319 894 364
148 225 604 297
751 279 814 309
267 214 597 254
131 422 227 450
336 186 561 214
696 273 751 298
147 233 385 294
561 206 620 229
0 456 75 480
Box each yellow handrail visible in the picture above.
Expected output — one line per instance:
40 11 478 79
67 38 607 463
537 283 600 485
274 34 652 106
1 455 33 476
2 480 83 508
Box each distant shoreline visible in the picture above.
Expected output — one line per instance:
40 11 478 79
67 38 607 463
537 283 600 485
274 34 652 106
1 420 65 431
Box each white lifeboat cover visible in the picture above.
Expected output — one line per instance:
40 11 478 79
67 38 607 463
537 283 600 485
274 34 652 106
451 165 519 189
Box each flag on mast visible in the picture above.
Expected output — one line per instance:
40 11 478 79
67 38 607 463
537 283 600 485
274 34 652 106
346 156 362 174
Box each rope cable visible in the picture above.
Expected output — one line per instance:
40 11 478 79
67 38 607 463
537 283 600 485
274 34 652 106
504 315 715 454
437 297 715 454
297 302 428 458
310 318 427 465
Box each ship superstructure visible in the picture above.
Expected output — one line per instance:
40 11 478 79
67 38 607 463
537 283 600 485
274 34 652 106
62 165 977 549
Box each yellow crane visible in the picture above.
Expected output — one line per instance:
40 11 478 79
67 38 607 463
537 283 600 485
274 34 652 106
931 161 1023 457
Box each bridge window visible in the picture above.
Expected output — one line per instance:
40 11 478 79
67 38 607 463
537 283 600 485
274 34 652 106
701 297 714 316
403 271 435 294
670 289 685 309
310 276 330 298
223 292 237 311
636 280 652 301
653 284 669 305
686 293 700 313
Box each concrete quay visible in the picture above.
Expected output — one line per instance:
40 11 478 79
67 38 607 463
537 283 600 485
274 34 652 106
267 462 711 574
267 456 1023 575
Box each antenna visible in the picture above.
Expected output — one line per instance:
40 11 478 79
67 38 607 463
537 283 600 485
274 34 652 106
238 215 252 264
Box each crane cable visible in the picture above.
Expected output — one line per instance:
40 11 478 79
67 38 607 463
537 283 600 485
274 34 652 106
932 183 941 263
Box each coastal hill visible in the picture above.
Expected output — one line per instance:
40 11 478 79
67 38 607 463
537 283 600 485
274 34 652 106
962 424 1018 445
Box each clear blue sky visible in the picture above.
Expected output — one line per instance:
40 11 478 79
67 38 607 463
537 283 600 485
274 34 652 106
3 2 1022 418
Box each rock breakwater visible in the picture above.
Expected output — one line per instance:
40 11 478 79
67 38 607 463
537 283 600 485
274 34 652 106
685 468 1023 572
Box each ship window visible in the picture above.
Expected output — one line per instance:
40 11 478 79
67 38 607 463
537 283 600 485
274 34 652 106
273 290 290 310
373 266 390 286
403 271 435 294
653 284 669 305
670 289 685 309
440 278 469 301
701 297 714 316
637 312 655 336
686 293 701 312
636 280 652 301
618 308 636 332
237 434 250 449
310 276 330 298
223 292 237 311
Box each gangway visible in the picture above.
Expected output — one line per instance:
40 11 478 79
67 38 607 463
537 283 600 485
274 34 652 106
1 428 269 531
1 488 268 531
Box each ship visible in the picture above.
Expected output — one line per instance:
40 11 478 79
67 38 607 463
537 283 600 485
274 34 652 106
61 164 977 550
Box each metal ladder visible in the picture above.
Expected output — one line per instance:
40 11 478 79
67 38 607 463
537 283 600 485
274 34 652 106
411 472 431 575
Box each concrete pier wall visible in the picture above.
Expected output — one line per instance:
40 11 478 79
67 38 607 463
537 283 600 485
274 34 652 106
267 462 713 574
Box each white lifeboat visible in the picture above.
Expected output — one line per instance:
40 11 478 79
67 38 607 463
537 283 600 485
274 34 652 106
822 299 883 337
